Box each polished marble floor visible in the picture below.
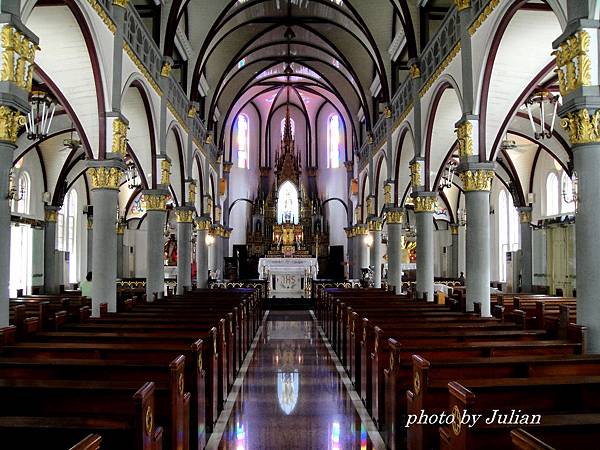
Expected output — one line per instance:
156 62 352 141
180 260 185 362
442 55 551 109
215 310 380 450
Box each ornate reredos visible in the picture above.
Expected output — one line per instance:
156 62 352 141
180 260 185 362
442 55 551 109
275 106 302 187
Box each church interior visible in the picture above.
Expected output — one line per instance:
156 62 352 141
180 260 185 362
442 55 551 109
1 0 599 449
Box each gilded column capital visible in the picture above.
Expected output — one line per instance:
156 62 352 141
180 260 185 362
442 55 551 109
187 181 197 205
384 106 393 119
368 219 383 232
44 206 59 223
459 169 495 192
553 30 591 97
383 182 393 205
160 62 172 77
455 120 473 159
387 209 404 224
116 221 126 235
142 191 169 211
195 216 211 231
517 206 533 224
366 196 375 216
0 106 25 143
354 224 368 236
112 0 129 7
87 166 124 190
413 195 436 213
560 108 600 144
450 224 459 235
344 227 354 238
188 104 198 118
175 208 195 223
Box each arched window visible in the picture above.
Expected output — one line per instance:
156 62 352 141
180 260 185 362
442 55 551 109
498 188 520 282
236 114 249 169
560 171 575 213
12 171 30 215
281 118 295 139
545 172 559 216
57 189 78 283
327 114 341 168
277 181 299 224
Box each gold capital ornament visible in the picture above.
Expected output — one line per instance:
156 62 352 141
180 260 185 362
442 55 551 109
413 195 436 213
384 106 392 119
384 183 393 204
455 120 473 158
143 194 168 211
368 220 382 232
160 62 172 77
0 106 25 143
387 210 404 224
519 210 532 224
560 108 600 144
366 197 374 216
0 25 38 90
45 208 58 223
116 221 126 235
454 0 470 11
176 209 194 223
188 105 198 118
188 182 197 205
112 118 128 157
195 218 211 231
160 159 171 185
459 170 494 192
553 31 591 97
409 160 422 187
88 167 123 190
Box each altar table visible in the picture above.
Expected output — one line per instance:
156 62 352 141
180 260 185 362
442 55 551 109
258 257 319 298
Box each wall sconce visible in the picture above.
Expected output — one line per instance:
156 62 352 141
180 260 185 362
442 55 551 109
562 170 578 207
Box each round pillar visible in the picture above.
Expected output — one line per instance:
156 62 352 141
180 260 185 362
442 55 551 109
387 209 404 294
143 191 168 301
369 220 383 288
414 194 436 301
176 208 194 294
43 206 60 294
195 218 210 288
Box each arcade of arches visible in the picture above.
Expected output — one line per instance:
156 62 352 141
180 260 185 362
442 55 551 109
2 0 600 448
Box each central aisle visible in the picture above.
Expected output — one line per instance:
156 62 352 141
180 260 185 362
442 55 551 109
212 310 383 450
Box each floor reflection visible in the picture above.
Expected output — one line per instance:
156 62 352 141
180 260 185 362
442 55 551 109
217 310 377 450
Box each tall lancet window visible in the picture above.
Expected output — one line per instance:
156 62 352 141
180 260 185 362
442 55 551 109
236 114 249 169
281 118 295 139
327 114 341 168
498 188 520 282
545 172 559 216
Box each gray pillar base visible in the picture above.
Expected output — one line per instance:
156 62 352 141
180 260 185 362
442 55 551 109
416 211 434 301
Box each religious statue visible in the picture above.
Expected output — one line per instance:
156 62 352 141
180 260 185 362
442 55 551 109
163 234 177 266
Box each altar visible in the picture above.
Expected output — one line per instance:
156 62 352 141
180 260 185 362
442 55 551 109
258 257 318 298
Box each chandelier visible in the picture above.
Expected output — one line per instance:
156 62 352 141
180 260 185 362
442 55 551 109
524 89 558 140
26 90 56 141
439 159 457 190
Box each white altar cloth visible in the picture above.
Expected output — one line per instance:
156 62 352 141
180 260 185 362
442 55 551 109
259 257 319 298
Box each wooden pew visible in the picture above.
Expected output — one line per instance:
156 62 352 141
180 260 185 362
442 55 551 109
438 376 600 450
0 380 162 450
511 422 600 450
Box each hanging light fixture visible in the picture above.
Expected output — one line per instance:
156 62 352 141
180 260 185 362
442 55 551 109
124 158 140 190
562 163 578 208
439 159 457 190
524 89 559 140
26 90 56 141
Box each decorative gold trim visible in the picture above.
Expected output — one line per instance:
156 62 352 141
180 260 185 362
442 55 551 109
45 209 57 223
123 43 162 96
87 167 123 190
560 108 600 144
384 183 393 204
387 210 404 224
366 197 374 216
111 118 127 157
188 105 198 118
454 0 470 11
160 159 171 185
384 106 392 119
160 62 172 77
188 182 197 205
85 0 116 33
0 106 25 143
409 63 421 79
143 194 168 211
409 160 422 187
367 133 374 145
419 43 461 97
450 224 459 235
413 195 436 213
197 353 203 372
469 0 500 35
178 373 184 395
455 120 473 158
112 0 128 7
116 222 126 235
451 405 462 436
414 372 421 395
145 406 153 435
459 169 494 192
0 25 38 91
554 31 591 97
354 225 368 236
176 209 194 223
